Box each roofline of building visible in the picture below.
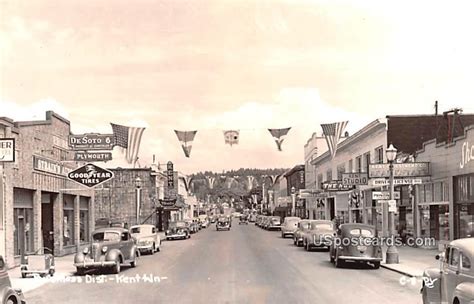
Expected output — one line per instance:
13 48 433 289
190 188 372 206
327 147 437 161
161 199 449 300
416 123 474 155
13 111 71 128
310 118 386 166
283 164 305 177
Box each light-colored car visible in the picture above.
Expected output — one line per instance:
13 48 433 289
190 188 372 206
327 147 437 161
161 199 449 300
302 220 335 251
1 255 25 304
281 217 301 238
422 238 474 304
198 215 209 228
74 228 139 275
130 224 161 255
267 216 282 230
293 220 312 247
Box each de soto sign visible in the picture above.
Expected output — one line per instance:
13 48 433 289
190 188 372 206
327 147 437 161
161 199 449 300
68 134 114 150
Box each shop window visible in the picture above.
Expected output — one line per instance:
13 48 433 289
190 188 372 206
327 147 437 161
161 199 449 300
363 152 371 172
449 248 460 267
63 209 75 246
80 210 89 243
13 208 34 256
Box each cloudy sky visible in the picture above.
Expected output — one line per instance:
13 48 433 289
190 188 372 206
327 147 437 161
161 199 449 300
1 0 474 174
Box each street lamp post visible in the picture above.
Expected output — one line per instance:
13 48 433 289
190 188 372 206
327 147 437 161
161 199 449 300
386 144 399 264
135 176 142 225
291 186 296 217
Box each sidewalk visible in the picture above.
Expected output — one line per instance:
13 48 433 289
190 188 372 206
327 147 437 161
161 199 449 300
381 245 441 277
9 233 167 294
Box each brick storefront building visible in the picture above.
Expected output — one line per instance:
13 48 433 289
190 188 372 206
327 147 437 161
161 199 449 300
0 111 94 267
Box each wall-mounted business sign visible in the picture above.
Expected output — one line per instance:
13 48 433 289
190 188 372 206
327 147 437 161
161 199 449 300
68 134 114 150
370 178 426 187
299 189 325 198
322 181 355 192
160 198 176 207
342 173 368 185
372 191 401 200
74 152 112 162
0 138 15 162
33 155 72 176
67 163 114 188
166 161 174 188
368 162 430 178
460 141 474 170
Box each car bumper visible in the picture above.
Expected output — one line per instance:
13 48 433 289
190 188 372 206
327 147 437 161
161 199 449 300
137 244 154 251
167 234 187 239
337 256 383 262
269 225 281 230
74 261 116 268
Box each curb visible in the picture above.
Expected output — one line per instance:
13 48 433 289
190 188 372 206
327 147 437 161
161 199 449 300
380 264 417 278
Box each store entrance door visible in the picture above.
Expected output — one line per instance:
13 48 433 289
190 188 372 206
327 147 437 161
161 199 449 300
41 194 55 253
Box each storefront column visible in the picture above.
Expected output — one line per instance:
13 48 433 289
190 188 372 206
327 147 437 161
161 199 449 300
89 195 95 233
53 193 63 256
33 190 42 251
74 195 80 252
448 177 455 241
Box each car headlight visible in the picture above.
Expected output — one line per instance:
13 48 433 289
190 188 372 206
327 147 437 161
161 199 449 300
83 247 89 254
102 246 108 253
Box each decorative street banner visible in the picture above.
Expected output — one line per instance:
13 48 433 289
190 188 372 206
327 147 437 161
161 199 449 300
67 163 114 188
0 138 15 162
174 130 197 158
321 121 348 159
342 173 368 185
368 162 430 178
206 176 216 189
111 123 146 164
322 180 355 192
224 130 239 146
68 133 114 150
268 174 281 186
247 175 255 190
74 152 112 162
268 127 291 151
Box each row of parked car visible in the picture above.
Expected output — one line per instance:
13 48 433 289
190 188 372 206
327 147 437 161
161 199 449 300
277 216 474 304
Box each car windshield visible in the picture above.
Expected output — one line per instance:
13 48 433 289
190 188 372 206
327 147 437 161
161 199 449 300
349 228 374 237
92 232 121 242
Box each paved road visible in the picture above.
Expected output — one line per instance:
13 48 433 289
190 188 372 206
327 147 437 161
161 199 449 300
25 222 422 303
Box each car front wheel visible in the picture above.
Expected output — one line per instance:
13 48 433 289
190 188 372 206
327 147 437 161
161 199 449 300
76 267 85 276
373 261 380 269
130 254 137 268
112 259 121 274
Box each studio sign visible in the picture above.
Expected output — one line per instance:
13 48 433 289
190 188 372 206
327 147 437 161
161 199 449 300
460 141 474 169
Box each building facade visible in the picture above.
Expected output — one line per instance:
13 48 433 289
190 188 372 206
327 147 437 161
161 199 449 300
284 165 306 218
0 111 94 267
415 124 474 245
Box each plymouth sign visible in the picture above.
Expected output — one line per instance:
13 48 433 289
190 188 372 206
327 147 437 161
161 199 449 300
74 152 112 162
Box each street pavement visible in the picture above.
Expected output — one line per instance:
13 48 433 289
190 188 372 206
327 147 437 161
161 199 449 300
24 222 422 304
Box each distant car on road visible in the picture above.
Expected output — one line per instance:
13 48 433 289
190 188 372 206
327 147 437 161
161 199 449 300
281 217 301 238
1 255 25 304
239 215 249 225
293 220 312 246
198 215 209 228
74 227 139 275
166 221 191 240
216 216 231 231
329 223 382 269
130 224 161 255
267 216 282 231
20 247 55 278
302 220 335 251
421 238 474 304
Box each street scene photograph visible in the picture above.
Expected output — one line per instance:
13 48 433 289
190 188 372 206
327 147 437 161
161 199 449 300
1 1 474 303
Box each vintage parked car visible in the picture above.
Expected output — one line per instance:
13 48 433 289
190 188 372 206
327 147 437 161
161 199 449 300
1 255 25 304
210 215 217 224
20 247 55 278
166 221 191 240
421 238 474 304
302 220 335 251
198 215 209 228
329 223 382 269
281 217 301 238
216 216 231 231
293 220 312 246
267 216 282 231
184 219 198 234
130 224 161 255
74 227 139 275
